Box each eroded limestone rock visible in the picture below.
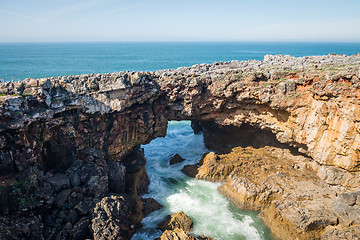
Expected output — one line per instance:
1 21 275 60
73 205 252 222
158 211 214 240
158 211 193 233
185 146 360 240
92 195 135 240
159 54 360 171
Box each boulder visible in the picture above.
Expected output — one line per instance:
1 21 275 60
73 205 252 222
160 228 192 240
170 154 185 165
142 198 162 216
160 228 214 240
91 195 135 240
181 164 199 178
158 211 193 233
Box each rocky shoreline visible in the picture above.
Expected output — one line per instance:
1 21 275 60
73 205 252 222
0 53 359 239
183 146 360 239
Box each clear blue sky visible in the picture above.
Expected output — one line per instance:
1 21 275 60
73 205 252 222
0 0 359 42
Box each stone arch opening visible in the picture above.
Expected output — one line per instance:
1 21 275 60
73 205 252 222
191 120 305 155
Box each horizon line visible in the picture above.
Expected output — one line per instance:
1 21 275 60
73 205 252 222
1 40 360 44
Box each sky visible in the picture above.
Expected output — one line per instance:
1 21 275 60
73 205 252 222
0 0 360 42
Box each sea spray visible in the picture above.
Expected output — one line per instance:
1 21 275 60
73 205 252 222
132 121 273 240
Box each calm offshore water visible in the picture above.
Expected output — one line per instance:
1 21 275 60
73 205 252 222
0 42 359 81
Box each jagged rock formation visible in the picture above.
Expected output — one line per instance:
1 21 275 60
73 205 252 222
0 72 166 239
0 147 149 239
0 71 166 173
0 54 359 239
183 147 360 239
159 54 360 172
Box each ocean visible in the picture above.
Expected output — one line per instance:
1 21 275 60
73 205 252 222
0 42 359 82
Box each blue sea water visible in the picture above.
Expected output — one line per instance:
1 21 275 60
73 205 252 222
0 42 359 81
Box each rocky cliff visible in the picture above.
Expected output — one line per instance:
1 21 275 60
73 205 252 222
159 54 360 172
0 72 167 239
0 53 359 239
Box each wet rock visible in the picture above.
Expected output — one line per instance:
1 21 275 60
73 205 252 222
191 120 203 134
170 154 185 165
158 211 193 233
142 198 163 216
181 164 199 178
86 175 107 198
64 222 72 230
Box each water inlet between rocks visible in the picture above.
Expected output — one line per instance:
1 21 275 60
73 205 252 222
132 121 275 240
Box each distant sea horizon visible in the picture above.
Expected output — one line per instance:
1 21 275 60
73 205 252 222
0 41 359 82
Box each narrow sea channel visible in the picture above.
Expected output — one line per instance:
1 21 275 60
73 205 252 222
132 121 274 240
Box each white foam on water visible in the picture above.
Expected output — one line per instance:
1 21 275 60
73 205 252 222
132 121 270 240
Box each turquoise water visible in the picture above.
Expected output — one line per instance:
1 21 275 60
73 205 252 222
0 42 359 81
132 121 274 240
